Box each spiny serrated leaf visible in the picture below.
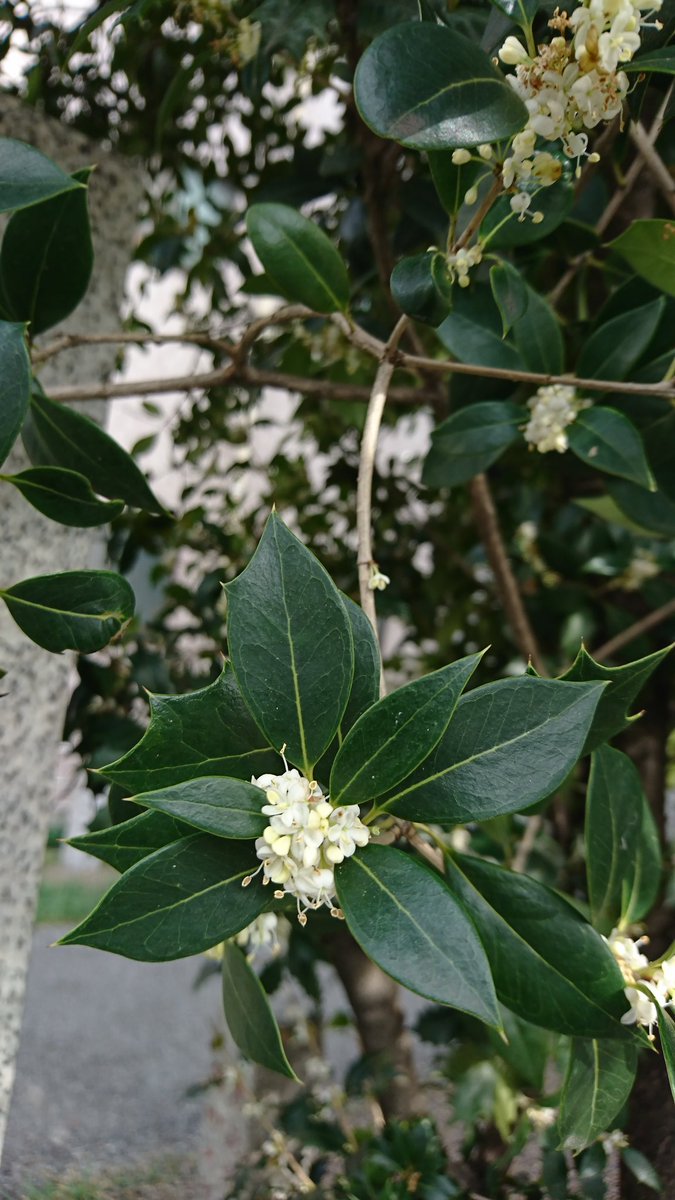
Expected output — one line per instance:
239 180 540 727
559 643 673 752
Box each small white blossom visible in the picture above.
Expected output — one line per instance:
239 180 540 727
451 148 472 165
523 384 588 453
368 564 390 591
446 243 483 288
499 35 531 65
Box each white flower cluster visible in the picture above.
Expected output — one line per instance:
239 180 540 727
616 550 661 591
247 768 370 924
447 243 483 288
498 0 662 216
606 928 675 1038
523 383 588 453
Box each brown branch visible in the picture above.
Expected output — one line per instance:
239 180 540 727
453 177 502 251
593 597 675 662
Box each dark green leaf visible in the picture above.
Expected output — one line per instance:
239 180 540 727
0 569 134 653
2 466 124 526
644 411 675 503
135 776 267 840
23 389 164 514
68 809 192 872
0 321 31 468
558 1038 638 1151
446 854 629 1037
436 285 525 370
331 652 483 805
610 220 675 296
481 179 574 248
622 793 662 925
222 942 298 1080
511 281 564 374
379 676 605 824
58 834 268 961
657 1003 675 1105
577 300 664 381
226 512 353 775
390 252 450 325
586 747 643 934
559 643 673 751
0 138 83 213
336 844 500 1025
428 150 480 216
624 45 675 74
340 595 381 731
246 203 350 313
608 479 675 537
621 1148 662 1192
490 261 528 337
489 0 538 30
568 407 655 489
1 168 93 334
423 402 524 487
354 23 527 150
100 666 279 793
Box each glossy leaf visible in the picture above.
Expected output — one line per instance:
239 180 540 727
489 0 539 29
621 1148 661 1192
568 407 655 489
623 793 662 925
423 402 524 488
559 643 672 752
446 854 629 1037
577 300 664 380
226 512 353 775
68 809 192 873
59 834 268 961
354 23 527 150
135 777 267 840
436 285 525 371
428 150 480 216
623 45 675 74
657 1003 675 1105
336 844 500 1025
586 747 642 934
481 179 574 248
644 410 675 503
246 203 350 313
379 676 604 824
610 219 675 297
511 281 564 374
0 569 134 653
340 595 381 731
331 653 483 805
0 138 83 213
609 479 675 538
2 466 124 526
558 1038 638 1151
390 252 449 325
23 389 164 514
100 666 278 794
489 261 528 337
0 321 31 468
0 167 93 334
222 942 298 1080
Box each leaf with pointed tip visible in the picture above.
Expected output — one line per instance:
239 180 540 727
609 220 675 297
3 466 124 526
609 478 675 538
622 794 662 926
226 512 354 776
0 138 83 213
68 809 192 873
586 747 643 934
446 854 629 1037
0 569 134 653
336 844 500 1026
100 667 279 794
378 676 605 824
657 1003 675 1105
559 643 673 753
621 1148 661 1193
314 594 381 784
568 408 655 489
577 300 664 381
331 653 483 805
423 402 525 488
623 45 675 74
390 252 450 326
246 203 350 314
558 1038 638 1151
354 23 527 150
222 942 298 1080
0 321 31 468
58 835 268 961
135 777 267 840
490 261 529 337
510 280 564 374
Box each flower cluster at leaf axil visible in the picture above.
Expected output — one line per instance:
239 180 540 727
245 768 370 924
606 928 675 1037
523 383 589 453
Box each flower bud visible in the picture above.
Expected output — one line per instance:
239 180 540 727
498 35 529 65
451 148 472 165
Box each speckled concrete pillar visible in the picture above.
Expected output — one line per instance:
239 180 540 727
0 98 140 1162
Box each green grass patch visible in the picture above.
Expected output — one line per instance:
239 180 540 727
35 873 113 925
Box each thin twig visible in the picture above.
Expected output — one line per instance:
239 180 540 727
356 314 409 659
593 596 675 662
512 812 544 873
453 177 502 251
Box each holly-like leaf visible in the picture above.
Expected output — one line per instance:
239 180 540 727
609 220 675 297
225 512 354 775
0 138 83 213
100 666 278 794
68 809 192 873
0 321 31 468
330 653 483 805
586 747 643 934
378 676 605 824
134 777 267 840
0 167 93 335
354 23 527 150
577 300 664 381
58 834 268 961
222 942 298 1080
446 854 629 1037
246 203 350 313
336 844 500 1026
558 1038 638 1151
0 569 134 653
568 407 655 489
2 466 124 526
559 643 672 752
23 389 164 515
423 402 525 488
